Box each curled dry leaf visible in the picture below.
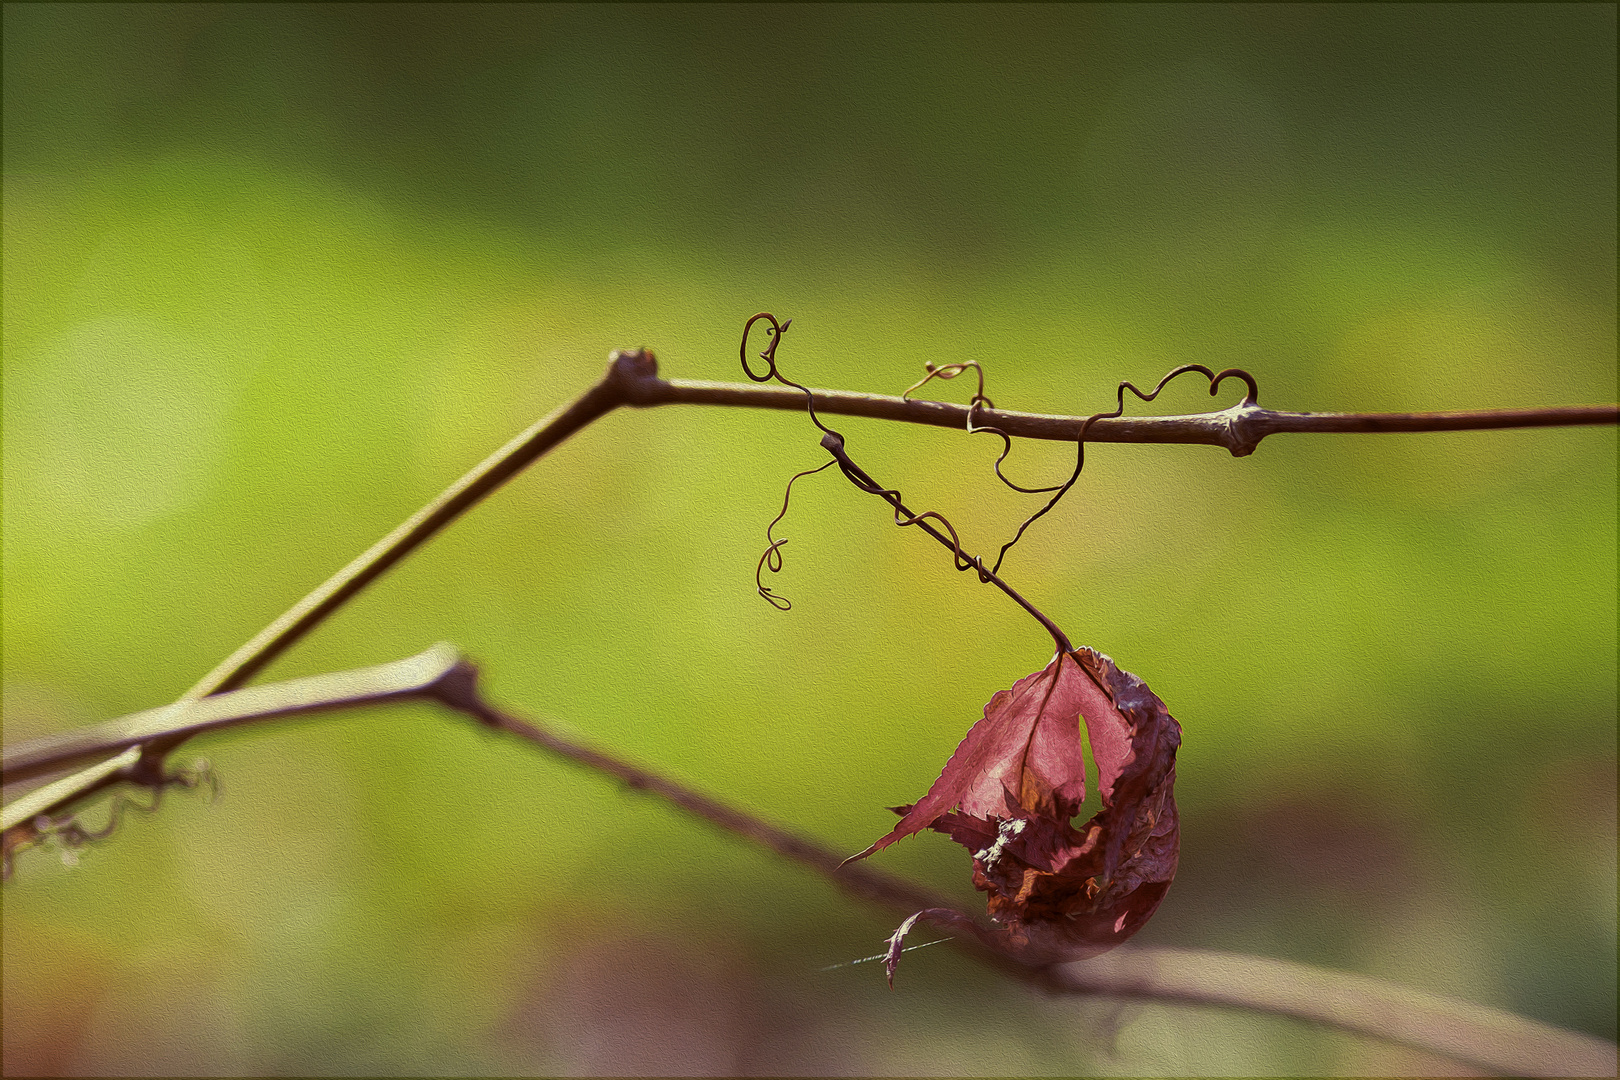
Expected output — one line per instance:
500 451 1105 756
846 648 1181 978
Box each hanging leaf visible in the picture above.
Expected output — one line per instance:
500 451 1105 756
848 648 1182 975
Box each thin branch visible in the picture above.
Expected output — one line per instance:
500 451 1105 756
5 347 1615 857
1049 946 1618 1078
643 377 1618 457
4 643 1614 1073
816 429 1072 654
450 676 1618 1075
180 352 660 702
456 696 990 957
3 645 469 792
2 646 475 866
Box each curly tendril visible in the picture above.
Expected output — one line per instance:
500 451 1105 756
744 315 994 608
1 758 220 880
740 313 839 438
901 360 995 411
902 359 1067 496
756 459 838 610
739 312 1073 650
987 362 1261 575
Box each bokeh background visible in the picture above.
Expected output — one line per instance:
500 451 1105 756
4 4 1614 1075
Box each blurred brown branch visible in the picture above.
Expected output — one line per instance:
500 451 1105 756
1049 946 1618 1077
459 685 1615 1076
10 643 1612 1074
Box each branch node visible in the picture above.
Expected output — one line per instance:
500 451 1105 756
606 347 667 405
431 659 488 720
1220 403 1270 457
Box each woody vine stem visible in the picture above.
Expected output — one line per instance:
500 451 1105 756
4 314 1616 1075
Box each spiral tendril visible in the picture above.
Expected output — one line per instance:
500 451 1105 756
2 758 220 880
987 362 1260 575
741 313 839 438
740 312 1075 650
756 459 837 610
902 358 1067 495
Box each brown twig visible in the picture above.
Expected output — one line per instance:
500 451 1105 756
4 643 1615 1073
180 354 660 703
5 343 1615 899
1048 946 1618 1077
454 676 1614 1076
455 696 993 952
637 377 1617 457
815 429 1074 654
2 646 476 873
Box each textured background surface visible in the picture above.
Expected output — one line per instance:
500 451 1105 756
4 5 1615 1074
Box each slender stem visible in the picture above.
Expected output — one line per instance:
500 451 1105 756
3 645 468 792
1048 946 1617 1078
644 378 1616 457
818 432 1073 654
3 644 1614 1072
5 352 1614 861
459 698 971 933
463 689 1614 1076
1254 404 1620 434
180 351 656 702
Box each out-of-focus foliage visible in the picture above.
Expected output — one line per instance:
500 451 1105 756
4 5 1614 1074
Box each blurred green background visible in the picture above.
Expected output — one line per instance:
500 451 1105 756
3 4 1614 1075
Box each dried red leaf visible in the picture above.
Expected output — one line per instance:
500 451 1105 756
849 648 1182 973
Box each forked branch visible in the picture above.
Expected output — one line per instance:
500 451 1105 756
5 340 1614 863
